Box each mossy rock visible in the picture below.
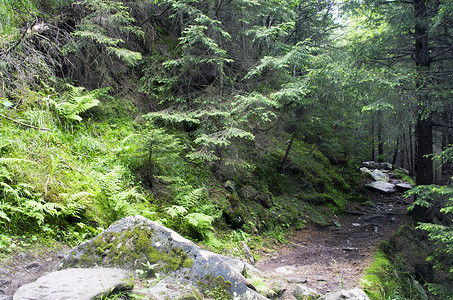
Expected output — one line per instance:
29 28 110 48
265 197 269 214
56 216 268 300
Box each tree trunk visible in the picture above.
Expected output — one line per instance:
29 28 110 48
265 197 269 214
280 133 295 172
377 110 384 161
371 116 375 161
392 136 399 165
414 0 433 185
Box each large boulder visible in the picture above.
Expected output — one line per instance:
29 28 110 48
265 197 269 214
365 181 395 194
362 161 379 169
13 268 132 300
55 215 267 300
370 169 390 182
293 284 320 300
319 289 370 300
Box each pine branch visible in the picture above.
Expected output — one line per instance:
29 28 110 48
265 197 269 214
0 114 50 131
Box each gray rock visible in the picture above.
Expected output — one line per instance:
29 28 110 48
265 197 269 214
377 162 392 170
240 241 255 265
319 289 370 300
56 215 267 300
24 262 39 269
265 280 286 298
397 167 410 175
275 266 297 275
0 269 10 276
0 279 11 286
365 181 395 194
293 285 320 300
362 161 378 169
360 167 371 175
370 169 389 182
134 277 199 299
395 183 414 191
13 268 133 300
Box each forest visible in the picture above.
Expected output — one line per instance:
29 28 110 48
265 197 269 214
1 0 453 299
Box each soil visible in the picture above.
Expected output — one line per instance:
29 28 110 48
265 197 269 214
0 243 70 300
0 189 411 300
256 189 411 298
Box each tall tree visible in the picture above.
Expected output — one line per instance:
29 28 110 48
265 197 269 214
345 0 453 184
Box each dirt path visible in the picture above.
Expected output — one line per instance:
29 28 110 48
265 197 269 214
1 190 410 300
256 190 411 298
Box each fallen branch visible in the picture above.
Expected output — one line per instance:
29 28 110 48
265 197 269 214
0 113 50 131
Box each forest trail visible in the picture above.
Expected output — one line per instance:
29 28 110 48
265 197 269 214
256 190 411 298
1 191 410 299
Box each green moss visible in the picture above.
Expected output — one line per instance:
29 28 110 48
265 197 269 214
361 244 429 300
77 225 193 274
198 275 232 300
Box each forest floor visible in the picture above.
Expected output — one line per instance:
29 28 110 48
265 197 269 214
0 189 410 299
256 189 411 298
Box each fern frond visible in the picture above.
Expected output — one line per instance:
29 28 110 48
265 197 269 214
166 205 188 218
185 213 214 231
60 192 94 203
176 187 206 208
0 158 35 166
0 209 10 222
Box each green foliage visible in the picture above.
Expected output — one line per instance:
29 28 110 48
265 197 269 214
360 250 427 300
165 186 220 241
51 84 105 121
90 166 150 227
68 0 143 65
408 182 453 298
199 275 232 300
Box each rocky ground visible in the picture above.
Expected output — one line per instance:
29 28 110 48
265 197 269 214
256 190 411 298
1 188 410 300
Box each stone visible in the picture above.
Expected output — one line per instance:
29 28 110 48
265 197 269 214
293 285 320 300
13 268 133 300
286 277 308 283
370 169 389 182
397 167 410 175
24 262 39 269
395 183 414 191
0 280 11 286
360 167 371 175
266 280 286 298
275 266 297 275
241 185 259 200
133 277 198 299
377 162 392 170
365 181 395 194
56 215 267 300
240 241 255 265
362 161 378 169
319 289 370 300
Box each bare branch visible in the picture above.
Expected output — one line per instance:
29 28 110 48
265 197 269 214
0 114 51 131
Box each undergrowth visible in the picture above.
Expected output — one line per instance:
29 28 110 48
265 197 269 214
0 84 356 262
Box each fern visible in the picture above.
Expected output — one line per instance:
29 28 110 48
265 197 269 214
53 85 103 121
185 213 214 235
165 205 188 218
92 166 147 226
